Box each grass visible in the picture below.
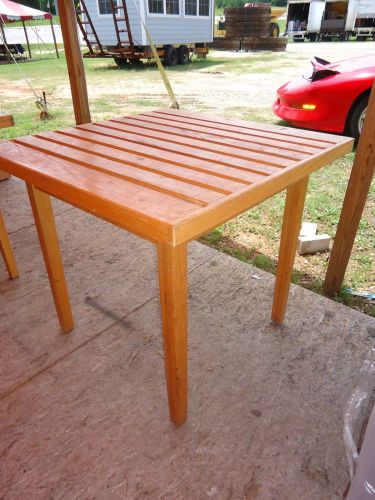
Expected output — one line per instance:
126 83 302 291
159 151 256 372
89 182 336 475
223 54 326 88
0 50 374 316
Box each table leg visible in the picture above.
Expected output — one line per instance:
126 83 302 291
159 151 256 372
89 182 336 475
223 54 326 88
0 211 19 279
272 176 309 325
27 184 74 333
157 243 188 426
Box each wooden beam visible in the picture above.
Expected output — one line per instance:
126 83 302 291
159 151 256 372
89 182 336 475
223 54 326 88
50 18 60 59
0 113 14 180
0 114 14 129
324 83 375 294
22 21 32 59
56 0 91 125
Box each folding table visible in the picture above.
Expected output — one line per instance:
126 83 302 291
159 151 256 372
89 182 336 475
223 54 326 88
0 109 353 424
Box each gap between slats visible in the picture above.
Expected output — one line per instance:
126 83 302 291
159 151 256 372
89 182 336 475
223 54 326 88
75 124 282 177
153 109 338 147
29 133 239 195
107 116 307 162
55 129 263 185
94 122 291 169
13 138 215 208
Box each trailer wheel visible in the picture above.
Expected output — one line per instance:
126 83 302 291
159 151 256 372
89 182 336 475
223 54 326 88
308 33 318 42
178 45 190 64
269 22 279 38
346 94 368 141
164 46 179 66
114 57 128 68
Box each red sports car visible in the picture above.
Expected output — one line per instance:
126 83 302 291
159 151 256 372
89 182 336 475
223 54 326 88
273 55 375 140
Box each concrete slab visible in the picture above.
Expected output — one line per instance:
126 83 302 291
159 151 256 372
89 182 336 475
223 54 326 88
0 177 217 397
1 179 375 499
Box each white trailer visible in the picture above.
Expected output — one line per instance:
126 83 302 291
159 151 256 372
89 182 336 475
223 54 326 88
319 0 358 40
285 0 325 42
76 0 213 65
354 0 375 39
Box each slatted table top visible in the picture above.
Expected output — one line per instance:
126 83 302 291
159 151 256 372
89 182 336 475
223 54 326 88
0 109 353 245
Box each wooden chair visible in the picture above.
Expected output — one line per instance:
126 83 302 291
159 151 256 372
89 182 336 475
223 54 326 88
0 210 19 279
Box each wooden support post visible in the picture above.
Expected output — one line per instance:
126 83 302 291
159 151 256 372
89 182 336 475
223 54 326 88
0 22 11 62
56 0 90 125
50 18 60 59
272 176 309 324
157 243 188 426
22 21 32 59
27 184 74 333
324 84 375 295
0 211 19 279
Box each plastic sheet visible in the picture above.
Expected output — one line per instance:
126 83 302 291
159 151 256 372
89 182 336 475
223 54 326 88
344 347 375 497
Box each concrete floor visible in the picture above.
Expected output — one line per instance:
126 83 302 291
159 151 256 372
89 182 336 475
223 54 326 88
1 177 375 500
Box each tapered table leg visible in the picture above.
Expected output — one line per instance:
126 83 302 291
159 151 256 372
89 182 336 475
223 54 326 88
0 210 19 279
157 243 188 426
272 176 309 324
27 184 74 333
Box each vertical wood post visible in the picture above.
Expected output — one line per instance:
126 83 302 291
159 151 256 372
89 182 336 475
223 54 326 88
272 176 309 324
22 21 32 59
157 243 188 426
324 83 375 295
50 18 60 59
56 0 91 125
0 22 11 62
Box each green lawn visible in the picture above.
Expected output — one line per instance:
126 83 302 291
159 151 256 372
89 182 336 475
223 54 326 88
0 51 374 316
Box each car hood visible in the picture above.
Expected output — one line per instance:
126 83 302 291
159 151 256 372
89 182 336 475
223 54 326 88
326 54 375 74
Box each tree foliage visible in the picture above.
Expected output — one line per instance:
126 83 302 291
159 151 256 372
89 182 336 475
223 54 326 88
19 0 56 15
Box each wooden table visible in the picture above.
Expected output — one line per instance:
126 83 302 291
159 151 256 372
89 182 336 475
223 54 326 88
0 112 18 278
0 109 353 425
0 113 14 181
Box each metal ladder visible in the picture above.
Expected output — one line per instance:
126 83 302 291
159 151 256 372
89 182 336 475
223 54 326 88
110 0 134 49
75 0 104 55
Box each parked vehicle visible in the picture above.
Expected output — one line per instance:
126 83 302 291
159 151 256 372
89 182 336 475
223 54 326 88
76 0 213 66
285 0 375 41
319 0 357 40
285 0 326 42
353 0 375 39
272 54 375 139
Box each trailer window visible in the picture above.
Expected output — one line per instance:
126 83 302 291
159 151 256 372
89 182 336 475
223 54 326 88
166 0 179 14
199 0 209 16
98 0 113 15
149 0 164 13
185 0 197 15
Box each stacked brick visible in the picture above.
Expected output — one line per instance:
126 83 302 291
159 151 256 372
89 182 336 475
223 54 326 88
213 5 287 52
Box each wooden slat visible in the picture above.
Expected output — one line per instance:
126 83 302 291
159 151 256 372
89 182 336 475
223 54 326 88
0 141 201 244
148 110 333 150
34 131 248 194
57 127 271 184
111 115 315 158
172 138 354 245
106 117 308 162
155 108 343 146
128 113 323 156
78 123 290 171
16 136 225 207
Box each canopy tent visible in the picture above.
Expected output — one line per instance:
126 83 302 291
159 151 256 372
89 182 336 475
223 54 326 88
0 0 52 22
0 0 58 59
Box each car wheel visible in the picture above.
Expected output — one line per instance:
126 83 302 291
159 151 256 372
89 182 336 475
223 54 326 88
178 45 190 65
347 95 368 140
164 46 179 66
